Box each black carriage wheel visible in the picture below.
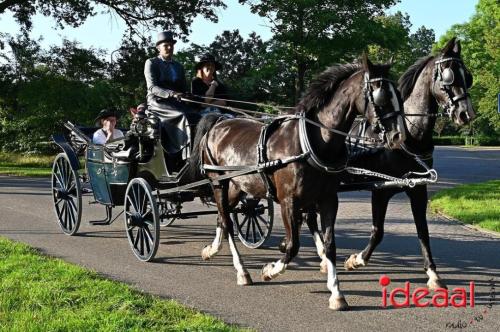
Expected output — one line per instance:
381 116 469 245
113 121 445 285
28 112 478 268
51 153 82 235
231 197 274 249
124 178 160 262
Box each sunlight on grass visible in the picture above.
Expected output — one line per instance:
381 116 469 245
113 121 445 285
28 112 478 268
430 180 500 232
0 152 53 177
0 237 248 331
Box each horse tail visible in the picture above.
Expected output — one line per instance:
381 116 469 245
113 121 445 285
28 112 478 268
188 113 225 181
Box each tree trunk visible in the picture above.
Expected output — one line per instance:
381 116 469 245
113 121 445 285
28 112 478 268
295 60 306 103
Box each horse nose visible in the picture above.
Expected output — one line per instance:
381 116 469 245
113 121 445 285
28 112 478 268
389 131 404 149
458 110 470 124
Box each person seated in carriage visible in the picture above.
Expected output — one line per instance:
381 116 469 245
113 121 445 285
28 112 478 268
144 31 200 167
191 53 228 114
92 108 124 145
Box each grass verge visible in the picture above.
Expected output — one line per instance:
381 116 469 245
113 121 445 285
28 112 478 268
0 237 247 331
0 152 52 177
430 180 500 233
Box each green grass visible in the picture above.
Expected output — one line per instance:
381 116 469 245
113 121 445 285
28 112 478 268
430 180 500 233
0 237 248 332
0 152 52 177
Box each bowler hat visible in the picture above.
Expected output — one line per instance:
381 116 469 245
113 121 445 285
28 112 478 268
94 108 120 126
195 53 222 71
156 31 177 46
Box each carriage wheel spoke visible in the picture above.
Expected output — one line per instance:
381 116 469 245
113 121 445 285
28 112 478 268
58 159 68 189
133 228 140 248
126 196 137 214
251 217 257 243
139 229 145 256
54 197 63 208
253 216 264 238
143 228 151 253
131 185 140 212
62 202 69 229
141 191 147 215
65 167 73 191
67 182 76 195
238 215 249 230
256 214 269 227
143 226 154 246
54 164 64 189
244 216 251 241
66 202 75 230
142 208 152 219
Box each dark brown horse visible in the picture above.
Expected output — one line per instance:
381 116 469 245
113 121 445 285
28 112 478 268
190 55 405 310
306 38 475 290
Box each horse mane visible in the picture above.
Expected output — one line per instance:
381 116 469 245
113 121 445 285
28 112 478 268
297 63 361 114
398 55 434 101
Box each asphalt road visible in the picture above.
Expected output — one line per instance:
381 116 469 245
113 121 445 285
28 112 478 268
1 146 499 331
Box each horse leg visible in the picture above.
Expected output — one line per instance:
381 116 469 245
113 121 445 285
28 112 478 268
261 198 300 281
303 210 328 273
344 189 392 270
407 186 447 290
201 215 224 260
202 182 252 285
321 194 348 310
278 209 327 273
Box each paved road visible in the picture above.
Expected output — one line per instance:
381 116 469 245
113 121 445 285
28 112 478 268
1 146 499 331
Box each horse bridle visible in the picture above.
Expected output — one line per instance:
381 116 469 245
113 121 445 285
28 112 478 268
432 56 472 117
363 73 402 136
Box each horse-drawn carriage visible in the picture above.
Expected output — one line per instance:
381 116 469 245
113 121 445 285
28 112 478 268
50 38 475 310
51 110 274 262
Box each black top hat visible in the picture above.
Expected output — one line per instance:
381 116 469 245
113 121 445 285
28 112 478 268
94 108 120 126
156 31 177 46
195 53 222 71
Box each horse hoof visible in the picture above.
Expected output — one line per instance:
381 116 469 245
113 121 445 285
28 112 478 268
329 296 349 311
427 278 448 291
237 272 253 286
320 260 328 274
201 245 212 261
261 263 274 282
344 254 357 271
278 237 287 253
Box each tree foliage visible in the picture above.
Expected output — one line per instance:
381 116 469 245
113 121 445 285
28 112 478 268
368 12 435 76
434 0 499 137
0 0 226 38
239 0 400 102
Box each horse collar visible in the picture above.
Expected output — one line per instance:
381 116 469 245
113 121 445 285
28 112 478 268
298 112 348 173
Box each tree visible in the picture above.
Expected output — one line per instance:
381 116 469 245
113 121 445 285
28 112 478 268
368 13 435 76
434 0 499 141
0 0 226 38
0 34 117 152
239 0 399 102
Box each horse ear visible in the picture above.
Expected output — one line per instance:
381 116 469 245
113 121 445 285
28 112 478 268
362 53 373 72
441 37 457 55
453 40 461 55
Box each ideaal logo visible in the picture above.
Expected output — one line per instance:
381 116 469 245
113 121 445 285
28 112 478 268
379 275 475 308
445 278 496 329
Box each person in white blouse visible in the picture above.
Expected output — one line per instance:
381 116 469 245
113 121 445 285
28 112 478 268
92 108 124 145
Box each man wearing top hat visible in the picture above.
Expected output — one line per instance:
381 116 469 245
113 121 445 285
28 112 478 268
144 31 196 164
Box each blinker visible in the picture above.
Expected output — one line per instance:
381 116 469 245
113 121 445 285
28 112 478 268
441 68 454 86
372 87 388 106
